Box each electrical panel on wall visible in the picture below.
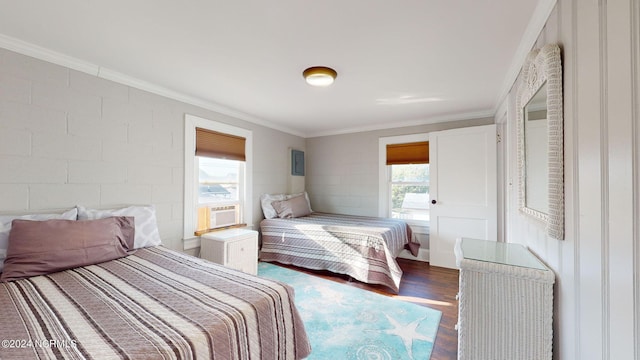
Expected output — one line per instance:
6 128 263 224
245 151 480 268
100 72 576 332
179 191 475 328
288 149 305 194
291 149 305 176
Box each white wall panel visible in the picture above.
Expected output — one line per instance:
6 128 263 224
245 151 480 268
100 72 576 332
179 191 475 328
503 1 640 358
606 1 636 358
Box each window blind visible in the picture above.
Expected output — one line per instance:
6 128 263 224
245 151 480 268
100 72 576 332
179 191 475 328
386 141 429 165
195 127 246 161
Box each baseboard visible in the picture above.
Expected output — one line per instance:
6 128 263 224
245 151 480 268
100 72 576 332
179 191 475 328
188 239 430 261
183 237 201 250
398 248 430 262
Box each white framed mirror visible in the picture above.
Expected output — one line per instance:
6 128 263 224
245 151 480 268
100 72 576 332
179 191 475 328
517 44 564 240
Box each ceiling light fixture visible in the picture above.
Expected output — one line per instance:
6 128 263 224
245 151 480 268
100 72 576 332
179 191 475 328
303 66 337 87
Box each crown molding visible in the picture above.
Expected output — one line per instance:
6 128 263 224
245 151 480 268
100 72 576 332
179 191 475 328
493 0 558 114
0 34 305 138
0 33 100 75
306 109 494 138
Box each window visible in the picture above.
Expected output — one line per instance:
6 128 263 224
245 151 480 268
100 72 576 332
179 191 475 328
197 157 243 231
184 114 252 241
389 163 430 221
378 134 429 223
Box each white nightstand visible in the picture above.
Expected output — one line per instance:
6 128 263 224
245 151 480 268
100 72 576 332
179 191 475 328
200 228 258 275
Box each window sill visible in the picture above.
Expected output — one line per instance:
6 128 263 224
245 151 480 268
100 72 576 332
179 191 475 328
185 223 252 250
194 223 248 236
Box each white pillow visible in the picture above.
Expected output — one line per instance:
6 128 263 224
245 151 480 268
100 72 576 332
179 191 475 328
0 208 78 272
77 205 162 249
260 193 286 219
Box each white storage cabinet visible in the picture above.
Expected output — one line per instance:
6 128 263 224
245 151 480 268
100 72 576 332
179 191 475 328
200 228 258 275
454 238 555 360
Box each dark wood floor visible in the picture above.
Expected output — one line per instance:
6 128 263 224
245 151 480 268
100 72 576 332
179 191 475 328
275 259 460 360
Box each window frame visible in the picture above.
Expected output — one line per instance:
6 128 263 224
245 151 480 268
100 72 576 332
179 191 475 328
184 114 253 244
378 133 429 225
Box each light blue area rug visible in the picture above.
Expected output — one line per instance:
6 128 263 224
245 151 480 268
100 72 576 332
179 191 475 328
258 262 442 360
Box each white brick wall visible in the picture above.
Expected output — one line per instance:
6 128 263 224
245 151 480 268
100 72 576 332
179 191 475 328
32 82 102 119
0 184 28 211
0 129 30 155
29 184 100 210
69 161 127 184
32 132 101 160
0 102 67 133
306 119 493 216
0 74 31 103
0 51 69 85
0 157 67 183
69 71 129 102
68 115 128 142
0 47 305 251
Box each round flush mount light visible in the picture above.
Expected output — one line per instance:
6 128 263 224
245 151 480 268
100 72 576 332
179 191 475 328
303 66 337 87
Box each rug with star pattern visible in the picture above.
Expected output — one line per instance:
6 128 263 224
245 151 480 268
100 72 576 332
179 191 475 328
258 262 442 360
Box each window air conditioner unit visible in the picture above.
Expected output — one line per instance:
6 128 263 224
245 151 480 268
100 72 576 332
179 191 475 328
210 206 238 228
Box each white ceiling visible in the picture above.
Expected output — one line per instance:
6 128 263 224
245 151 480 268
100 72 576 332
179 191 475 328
0 1 549 137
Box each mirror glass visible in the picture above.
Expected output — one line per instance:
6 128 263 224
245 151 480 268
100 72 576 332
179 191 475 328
523 82 548 213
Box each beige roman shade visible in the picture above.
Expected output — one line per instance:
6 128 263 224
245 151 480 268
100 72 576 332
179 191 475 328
195 127 246 161
386 141 429 165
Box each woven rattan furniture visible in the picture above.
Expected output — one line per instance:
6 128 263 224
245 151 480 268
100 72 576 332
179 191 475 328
454 238 555 360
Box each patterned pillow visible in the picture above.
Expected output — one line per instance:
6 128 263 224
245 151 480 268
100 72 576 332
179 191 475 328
0 208 78 272
77 205 162 249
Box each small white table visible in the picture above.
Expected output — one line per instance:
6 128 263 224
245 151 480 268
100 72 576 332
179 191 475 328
200 228 258 275
454 238 555 360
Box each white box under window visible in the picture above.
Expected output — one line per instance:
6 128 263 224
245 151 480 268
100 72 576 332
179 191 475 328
200 229 258 275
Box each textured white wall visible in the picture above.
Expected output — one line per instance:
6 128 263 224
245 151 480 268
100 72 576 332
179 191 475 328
0 48 305 252
501 1 640 359
305 118 494 216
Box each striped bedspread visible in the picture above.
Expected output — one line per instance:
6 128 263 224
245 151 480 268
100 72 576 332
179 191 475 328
0 246 311 360
259 212 414 293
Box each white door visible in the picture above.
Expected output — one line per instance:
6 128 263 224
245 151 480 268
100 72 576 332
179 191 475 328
429 124 497 269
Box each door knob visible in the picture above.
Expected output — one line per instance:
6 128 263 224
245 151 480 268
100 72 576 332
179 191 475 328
431 199 437 204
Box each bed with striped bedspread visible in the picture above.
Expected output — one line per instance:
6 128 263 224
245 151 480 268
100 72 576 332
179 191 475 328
259 212 415 293
0 246 311 360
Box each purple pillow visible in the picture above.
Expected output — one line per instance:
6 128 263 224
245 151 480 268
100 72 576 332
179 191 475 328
1 216 135 282
272 195 312 218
